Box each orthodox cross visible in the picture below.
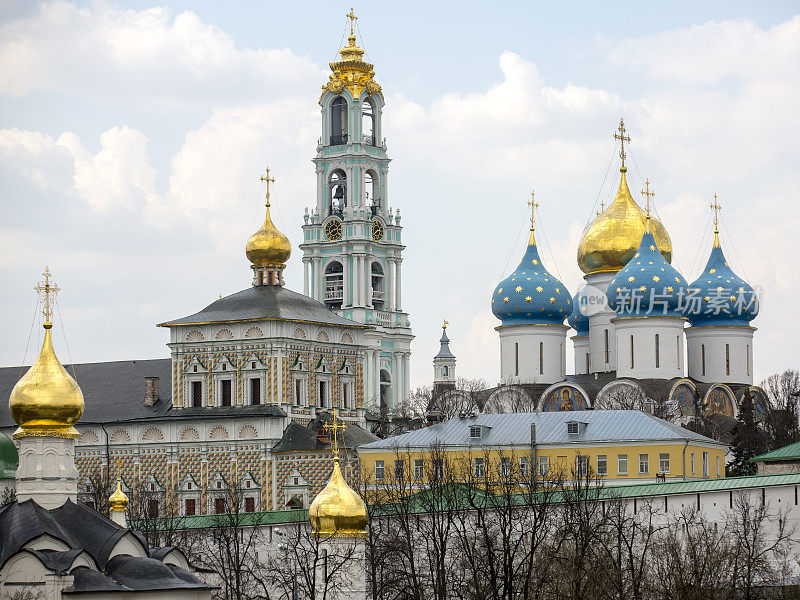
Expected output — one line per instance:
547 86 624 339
614 118 631 168
347 8 358 35
260 167 275 208
34 266 59 325
710 194 722 233
641 179 655 217
596 200 605 217
324 407 348 461
527 191 538 231
442 319 448 330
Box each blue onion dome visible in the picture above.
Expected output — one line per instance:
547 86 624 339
568 289 590 336
608 221 687 318
492 227 571 325
686 231 758 326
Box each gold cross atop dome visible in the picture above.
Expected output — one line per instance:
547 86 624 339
641 179 655 218
614 118 631 168
323 407 348 460
527 191 538 231
710 193 722 234
442 319 448 329
347 8 358 35
34 266 60 325
260 167 275 208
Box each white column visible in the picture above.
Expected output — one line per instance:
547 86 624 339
395 259 402 311
311 258 320 301
303 259 310 296
358 255 365 307
386 259 395 312
403 352 411 405
343 253 350 307
367 255 374 309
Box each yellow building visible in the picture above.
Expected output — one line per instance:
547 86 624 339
357 410 726 488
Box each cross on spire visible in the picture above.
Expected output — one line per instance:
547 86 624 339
346 8 358 36
260 167 275 208
614 118 631 168
34 266 59 325
442 319 448 330
596 200 605 217
527 190 538 231
641 179 655 218
710 193 722 234
323 407 348 461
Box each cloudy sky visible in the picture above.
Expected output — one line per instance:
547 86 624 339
1 1 798 391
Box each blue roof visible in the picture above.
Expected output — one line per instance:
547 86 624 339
686 235 758 326
492 233 571 326
568 289 590 336
608 224 687 318
359 410 722 450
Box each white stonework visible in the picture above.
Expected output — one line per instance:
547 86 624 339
613 317 686 380
686 325 755 385
584 272 618 374
572 335 590 375
15 436 78 509
497 324 568 385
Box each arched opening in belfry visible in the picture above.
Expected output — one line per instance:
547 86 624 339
361 98 375 145
364 169 379 214
324 261 344 309
330 97 348 145
379 368 391 412
371 261 385 310
329 169 347 215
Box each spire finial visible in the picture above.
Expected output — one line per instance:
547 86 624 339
323 407 347 461
346 8 358 37
527 190 538 231
641 179 655 219
260 167 275 208
614 118 631 169
34 266 60 327
442 319 448 330
710 193 722 234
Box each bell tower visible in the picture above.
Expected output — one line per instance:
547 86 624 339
300 11 413 413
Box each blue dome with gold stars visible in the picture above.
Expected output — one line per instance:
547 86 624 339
687 233 758 327
568 289 590 335
492 231 571 326
608 223 687 318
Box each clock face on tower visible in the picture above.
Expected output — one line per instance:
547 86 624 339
325 218 342 241
371 219 384 242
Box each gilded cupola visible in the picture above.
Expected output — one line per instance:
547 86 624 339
308 410 368 537
246 168 292 286
577 120 672 275
109 475 129 512
9 268 84 439
322 9 382 98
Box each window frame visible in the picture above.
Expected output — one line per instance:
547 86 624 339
413 459 424 481
473 457 485 479
394 460 404 481
659 453 670 474
618 454 628 475
702 452 709 477
576 455 589 477
638 453 649 475
597 454 607 476
374 460 385 481
538 455 549 478
519 456 530 478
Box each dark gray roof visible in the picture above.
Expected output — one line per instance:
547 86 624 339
434 329 455 359
359 410 723 451
158 285 368 328
273 413 379 453
0 358 286 429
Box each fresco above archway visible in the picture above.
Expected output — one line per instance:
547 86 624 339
705 385 735 418
542 386 588 411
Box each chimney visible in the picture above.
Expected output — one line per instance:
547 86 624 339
144 377 159 407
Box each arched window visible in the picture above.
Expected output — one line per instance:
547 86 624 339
701 344 706 376
371 262 385 309
362 98 375 145
380 369 391 412
324 261 344 309
515 342 519 376
329 170 347 215
630 335 634 369
604 329 610 364
364 169 379 214
441 365 449 378
655 334 660 368
725 344 730 376
330 97 348 145
539 341 544 375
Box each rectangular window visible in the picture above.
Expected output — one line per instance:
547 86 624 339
433 459 443 481
501 456 511 477
659 453 670 474
148 499 159 517
691 453 695 475
539 341 544 375
191 381 202 407
221 379 232 406
576 455 589 477
185 498 195 516
519 456 530 478
597 454 607 476
245 497 255 513
250 378 261 405
747 345 751 376
725 344 730 376
655 334 660 368
215 498 226 514
639 454 649 474
394 460 404 481
716 456 720 477
470 425 482 438
630 335 634 369
538 456 549 477
605 329 610 363
702 344 706 376
375 460 385 481
515 342 519 376
342 382 350 409
319 380 327 408
618 454 628 475
414 459 424 481
295 379 302 406
703 452 709 477
567 422 579 435
474 457 485 479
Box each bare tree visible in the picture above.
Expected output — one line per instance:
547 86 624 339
762 370 800 450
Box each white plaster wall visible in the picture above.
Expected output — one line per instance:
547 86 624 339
686 326 755 385
585 272 617 373
497 324 567 385
16 436 78 508
613 317 686 380
572 335 590 375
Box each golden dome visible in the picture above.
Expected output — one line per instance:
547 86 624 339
577 167 672 274
245 203 292 267
109 476 129 512
309 460 368 537
9 323 84 439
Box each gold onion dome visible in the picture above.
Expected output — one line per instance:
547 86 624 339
309 460 368 537
9 322 84 438
577 167 672 274
245 203 292 267
109 477 129 512
323 9 381 98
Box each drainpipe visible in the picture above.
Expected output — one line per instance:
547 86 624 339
682 439 689 481
530 422 536 486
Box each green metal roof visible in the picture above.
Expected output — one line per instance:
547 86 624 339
750 441 800 463
131 508 308 531
594 472 800 500
0 431 18 479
